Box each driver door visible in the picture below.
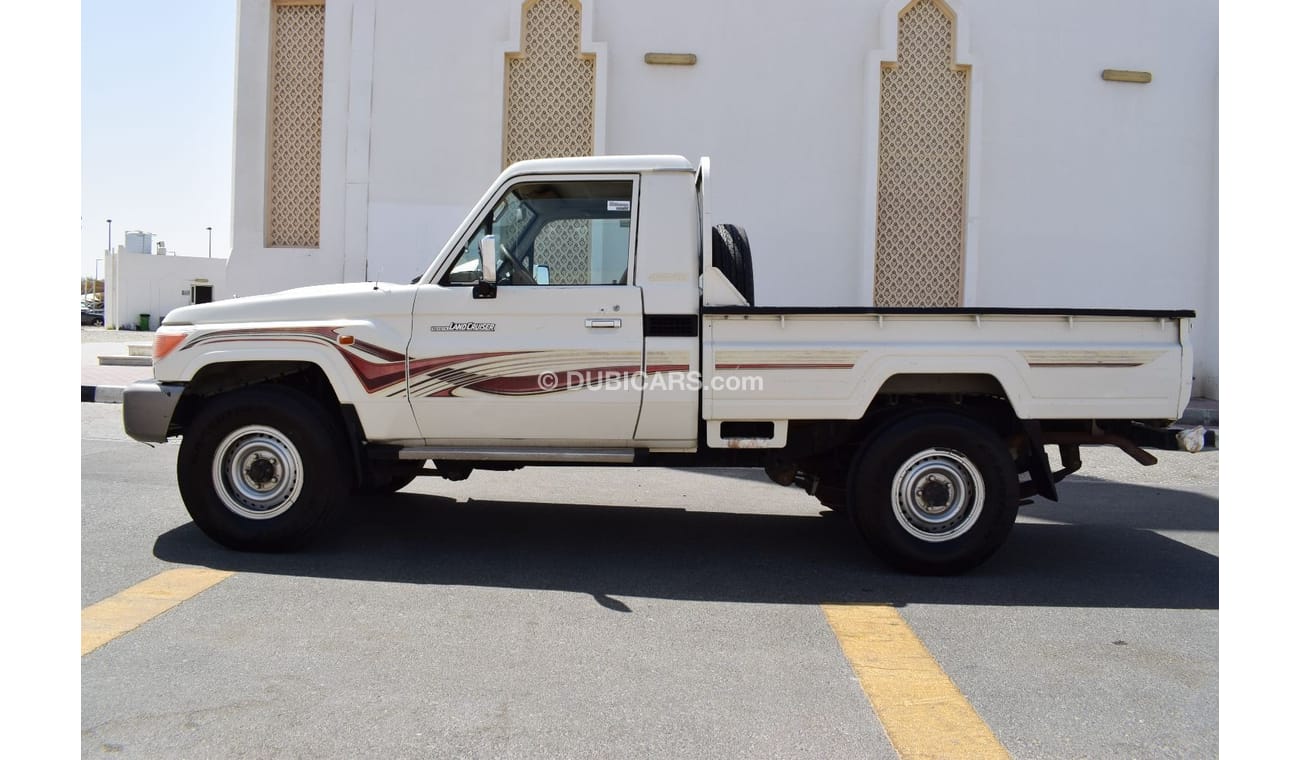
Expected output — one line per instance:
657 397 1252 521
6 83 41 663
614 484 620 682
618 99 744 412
408 176 644 445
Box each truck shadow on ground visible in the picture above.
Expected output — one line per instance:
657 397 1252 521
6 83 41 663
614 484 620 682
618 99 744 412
694 468 1219 533
153 478 1218 612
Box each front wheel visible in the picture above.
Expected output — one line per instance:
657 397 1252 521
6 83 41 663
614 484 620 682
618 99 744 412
848 412 1018 575
177 386 354 551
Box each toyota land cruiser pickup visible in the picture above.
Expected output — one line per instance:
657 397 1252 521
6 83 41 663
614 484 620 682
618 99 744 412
122 155 1208 574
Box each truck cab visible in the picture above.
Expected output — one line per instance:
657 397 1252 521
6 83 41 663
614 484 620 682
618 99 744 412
406 155 703 448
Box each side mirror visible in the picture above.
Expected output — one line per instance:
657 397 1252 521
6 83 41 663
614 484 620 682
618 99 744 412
479 235 498 284
474 235 498 299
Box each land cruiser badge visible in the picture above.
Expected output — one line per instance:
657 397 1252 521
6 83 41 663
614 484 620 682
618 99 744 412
431 321 496 333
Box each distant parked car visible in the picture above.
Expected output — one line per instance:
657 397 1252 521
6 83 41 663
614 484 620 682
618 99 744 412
81 307 104 326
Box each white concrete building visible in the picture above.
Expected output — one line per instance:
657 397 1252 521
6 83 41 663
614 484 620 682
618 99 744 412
225 0 1218 396
104 249 227 331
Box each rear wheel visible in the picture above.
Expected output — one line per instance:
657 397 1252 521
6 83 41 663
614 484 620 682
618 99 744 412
815 486 847 513
848 412 1018 575
177 386 354 551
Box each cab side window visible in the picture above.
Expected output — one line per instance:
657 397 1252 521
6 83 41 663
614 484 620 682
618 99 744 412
442 180 634 286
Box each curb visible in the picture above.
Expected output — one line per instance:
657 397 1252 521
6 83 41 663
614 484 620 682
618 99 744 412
82 385 125 404
98 355 153 367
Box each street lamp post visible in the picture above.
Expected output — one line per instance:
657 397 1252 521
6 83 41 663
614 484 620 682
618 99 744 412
103 219 112 310
206 226 213 258
103 219 112 325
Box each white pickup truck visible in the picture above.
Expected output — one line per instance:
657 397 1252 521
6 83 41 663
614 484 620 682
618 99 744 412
123 155 1208 574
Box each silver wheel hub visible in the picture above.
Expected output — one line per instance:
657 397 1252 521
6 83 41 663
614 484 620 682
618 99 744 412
891 447 985 542
212 425 304 520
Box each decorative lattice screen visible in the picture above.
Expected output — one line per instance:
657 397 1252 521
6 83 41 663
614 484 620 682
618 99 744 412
535 221 592 284
872 0 970 307
267 1 325 248
503 0 595 167
495 211 592 284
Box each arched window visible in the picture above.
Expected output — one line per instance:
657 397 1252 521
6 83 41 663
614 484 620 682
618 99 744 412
873 0 971 307
266 0 325 248
502 0 596 167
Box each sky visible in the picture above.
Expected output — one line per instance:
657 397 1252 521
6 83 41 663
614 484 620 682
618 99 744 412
81 0 236 276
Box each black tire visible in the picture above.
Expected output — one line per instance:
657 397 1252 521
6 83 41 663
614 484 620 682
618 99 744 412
711 223 755 304
847 412 1018 575
816 490 846 513
177 386 354 551
358 460 426 495
809 477 847 513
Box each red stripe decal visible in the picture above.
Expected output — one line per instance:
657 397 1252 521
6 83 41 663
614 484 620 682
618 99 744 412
430 365 644 397
715 363 855 370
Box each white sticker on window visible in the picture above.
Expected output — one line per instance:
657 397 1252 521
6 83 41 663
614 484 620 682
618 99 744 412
607 200 631 212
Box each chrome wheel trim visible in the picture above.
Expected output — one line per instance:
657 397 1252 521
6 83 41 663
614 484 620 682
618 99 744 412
890 447 985 543
211 425 304 520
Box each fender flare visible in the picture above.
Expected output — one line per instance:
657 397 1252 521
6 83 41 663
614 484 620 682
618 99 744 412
852 356 1033 419
172 346 379 406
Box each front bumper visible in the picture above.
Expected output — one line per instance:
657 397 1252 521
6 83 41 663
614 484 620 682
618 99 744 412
122 380 185 443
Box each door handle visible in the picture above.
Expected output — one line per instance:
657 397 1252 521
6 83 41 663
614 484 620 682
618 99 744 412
585 318 622 329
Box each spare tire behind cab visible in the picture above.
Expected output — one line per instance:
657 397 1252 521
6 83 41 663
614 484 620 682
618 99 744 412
711 223 755 305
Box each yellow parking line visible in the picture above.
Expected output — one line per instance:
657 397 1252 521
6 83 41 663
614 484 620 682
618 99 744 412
82 567 234 656
822 603 1010 760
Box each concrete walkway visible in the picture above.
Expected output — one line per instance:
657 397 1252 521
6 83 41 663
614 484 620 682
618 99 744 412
81 328 155 388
